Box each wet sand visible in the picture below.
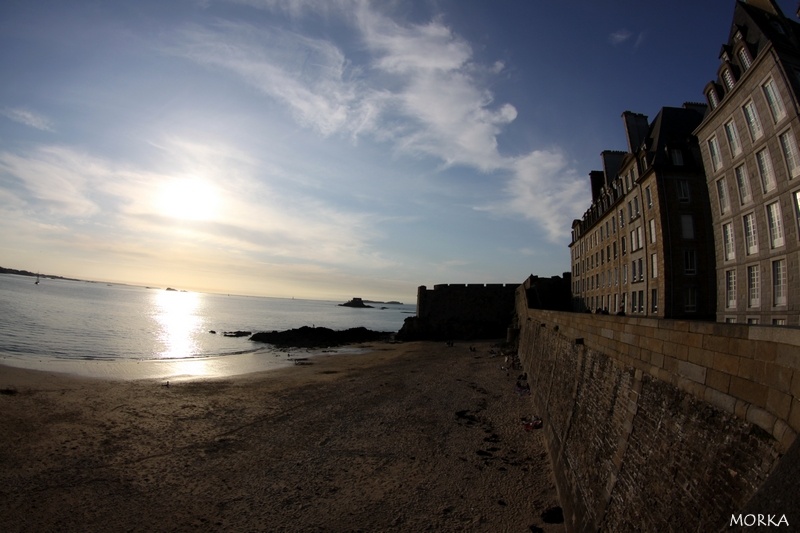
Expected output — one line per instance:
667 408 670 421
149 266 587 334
0 341 563 532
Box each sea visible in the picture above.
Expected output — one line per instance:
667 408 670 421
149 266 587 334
0 274 415 380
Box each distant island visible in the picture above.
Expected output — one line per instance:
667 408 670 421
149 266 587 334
363 300 404 305
339 298 373 308
0 266 84 283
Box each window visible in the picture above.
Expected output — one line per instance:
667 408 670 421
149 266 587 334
619 209 625 228
630 291 637 313
738 46 752 70
645 186 653 207
613 241 617 259
678 180 691 202
725 120 742 157
651 254 657 278
773 259 787 306
681 215 695 239
649 219 656 244
633 196 640 217
773 318 787 326
748 265 760 308
779 129 800 179
632 259 637 281
684 287 698 313
725 317 738 324
747 318 760 325
638 290 644 313
621 236 627 255
726 269 737 309
623 264 628 284
722 68 736 91
723 223 735 261
756 149 777 192
717 178 731 215
794 191 800 235
708 88 720 110
742 100 763 141
744 213 759 255
651 289 658 313
684 250 697 275
670 149 684 166
735 164 752 205
708 137 722 172
763 78 786 123
766 201 784 248
637 227 643 250
637 258 644 282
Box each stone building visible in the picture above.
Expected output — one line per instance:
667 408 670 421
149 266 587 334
570 104 716 319
695 0 800 325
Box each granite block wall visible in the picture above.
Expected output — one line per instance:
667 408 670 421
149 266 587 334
516 290 799 532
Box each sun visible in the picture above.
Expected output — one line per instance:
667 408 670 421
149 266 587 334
156 178 220 221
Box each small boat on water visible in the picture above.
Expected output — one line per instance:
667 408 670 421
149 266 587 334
34 273 40 285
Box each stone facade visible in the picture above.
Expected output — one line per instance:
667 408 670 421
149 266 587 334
570 106 716 319
515 289 800 532
695 0 800 325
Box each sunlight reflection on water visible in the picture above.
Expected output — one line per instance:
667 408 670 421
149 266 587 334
152 290 203 359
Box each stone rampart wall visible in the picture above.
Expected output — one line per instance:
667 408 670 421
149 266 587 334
516 288 800 532
416 284 517 324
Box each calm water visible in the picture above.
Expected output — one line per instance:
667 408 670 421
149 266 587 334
0 274 414 363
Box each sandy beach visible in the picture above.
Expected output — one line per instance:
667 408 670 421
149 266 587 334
0 341 563 532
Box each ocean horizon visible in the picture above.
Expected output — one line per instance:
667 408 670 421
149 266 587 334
0 273 415 380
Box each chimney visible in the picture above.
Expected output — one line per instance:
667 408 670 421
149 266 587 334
600 150 625 187
589 170 605 202
622 111 649 153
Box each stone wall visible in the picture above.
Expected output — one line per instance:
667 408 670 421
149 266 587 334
417 283 517 322
399 284 517 340
516 288 800 531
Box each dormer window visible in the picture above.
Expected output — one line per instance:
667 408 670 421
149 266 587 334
707 87 720 109
722 68 736 91
737 46 752 71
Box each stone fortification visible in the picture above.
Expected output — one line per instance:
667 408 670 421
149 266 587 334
515 287 799 531
397 283 517 340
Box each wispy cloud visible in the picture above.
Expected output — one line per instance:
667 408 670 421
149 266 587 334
610 29 645 49
1 107 56 132
164 0 584 241
0 140 393 268
479 149 587 242
609 29 632 45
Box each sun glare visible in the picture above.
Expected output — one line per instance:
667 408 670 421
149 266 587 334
156 178 220 221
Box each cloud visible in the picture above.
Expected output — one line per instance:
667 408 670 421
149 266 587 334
609 29 632 45
610 29 646 49
478 149 587 242
0 146 100 216
1 107 55 132
168 1 583 240
166 21 384 138
0 140 393 268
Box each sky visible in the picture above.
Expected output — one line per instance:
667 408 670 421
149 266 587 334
1 0 797 302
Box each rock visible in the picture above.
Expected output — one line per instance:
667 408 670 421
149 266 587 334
338 298 373 308
249 326 390 348
223 331 252 337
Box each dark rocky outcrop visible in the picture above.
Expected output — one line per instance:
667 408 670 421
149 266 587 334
338 298 373 308
222 330 251 337
249 326 391 348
